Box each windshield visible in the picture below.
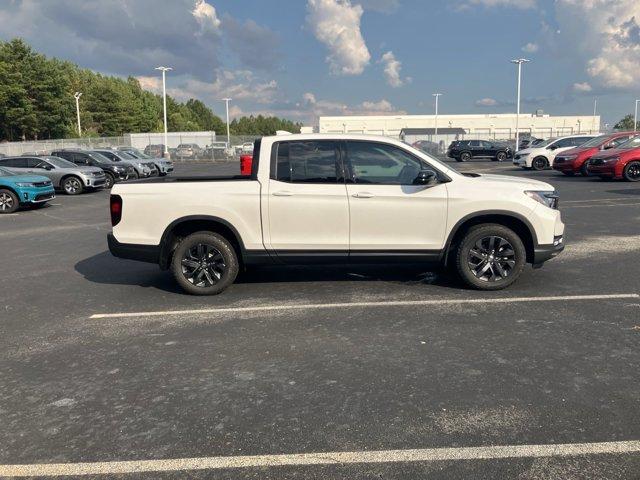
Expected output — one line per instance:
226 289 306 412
618 136 640 149
535 138 557 148
0 166 15 176
118 151 136 160
45 156 78 168
87 152 114 164
579 135 610 148
134 151 152 159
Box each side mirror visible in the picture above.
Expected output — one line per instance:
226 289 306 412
547 145 557 150
413 170 438 186
603 144 614 150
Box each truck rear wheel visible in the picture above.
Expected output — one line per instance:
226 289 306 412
171 232 239 295
455 224 526 290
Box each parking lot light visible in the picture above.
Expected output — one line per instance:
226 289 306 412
634 99 639 132
222 98 232 150
432 93 443 139
73 92 82 136
510 58 530 152
155 66 173 157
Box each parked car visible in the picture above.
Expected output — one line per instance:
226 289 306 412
518 137 544 150
51 149 135 189
108 134 564 295
204 142 229 160
174 143 203 160
552 132 640 176
118 147 173 176
446 140 512 162
513 134 595 170
144 144 166 158
0 166 55 213
93 149 159 178
412 140 440 155
0 155 106 195
587 136 640 182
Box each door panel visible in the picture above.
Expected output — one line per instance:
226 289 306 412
344 141 448 251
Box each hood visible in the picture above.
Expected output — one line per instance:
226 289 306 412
591 148 625 160
3 174 51 184
468 173 554 191
557 146 596 157
515 147 535 156
75 166 104 174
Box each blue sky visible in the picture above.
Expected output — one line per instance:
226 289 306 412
1 0 639 126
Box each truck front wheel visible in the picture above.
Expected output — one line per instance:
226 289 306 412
455 224 526 290
171 231 239 295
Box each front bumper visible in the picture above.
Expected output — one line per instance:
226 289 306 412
587 162 618 178
533 235 564 266
513 156 530 167
108 234 160 264
84 176 107 187
18 186 56 204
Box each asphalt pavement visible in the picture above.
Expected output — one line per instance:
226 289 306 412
1 158 639 479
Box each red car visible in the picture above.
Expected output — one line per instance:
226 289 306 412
587 136 640 182
552 131 639 176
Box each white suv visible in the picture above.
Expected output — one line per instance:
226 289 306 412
513 135 595 170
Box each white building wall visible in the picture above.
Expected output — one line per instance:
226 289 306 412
318 113 600 139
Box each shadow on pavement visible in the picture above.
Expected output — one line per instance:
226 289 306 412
76 251 458 290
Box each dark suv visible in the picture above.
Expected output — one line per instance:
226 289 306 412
51 149 135 189
447 140 513 162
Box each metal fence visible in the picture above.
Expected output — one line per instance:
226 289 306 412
0 133 261 161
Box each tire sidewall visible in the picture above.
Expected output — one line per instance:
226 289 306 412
0 189 19 214
532 157 547 171
171 232 239 295
460 152 471 162
104 173 115 189
455 224 526 290
623 161 640 182
496 151 506 161
63 176 83 195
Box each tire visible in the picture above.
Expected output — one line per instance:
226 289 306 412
623 161 640 182
579 163 590 177
130 171 139 180
62 176 83 195
562 171 575 177
105 173 115 189
171 232 239 295
531 156 548 171
459 152 471 162
0 189 19 214
495 151 507 162
455 224 526 291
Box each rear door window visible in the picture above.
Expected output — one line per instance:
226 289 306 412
273 141 341 183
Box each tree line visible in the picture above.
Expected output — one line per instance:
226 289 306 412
0 39 301 142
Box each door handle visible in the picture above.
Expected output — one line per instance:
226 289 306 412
352 192 374 198
272 191 294 197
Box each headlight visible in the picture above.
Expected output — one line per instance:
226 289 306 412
525 190 559 209
562 155 578 161
517 153 530 158
602 156 619 163
16 182 35 187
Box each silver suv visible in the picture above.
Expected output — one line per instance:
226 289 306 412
0 156 106 195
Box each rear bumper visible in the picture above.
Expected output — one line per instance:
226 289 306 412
533 236 564 265
108 234 159 264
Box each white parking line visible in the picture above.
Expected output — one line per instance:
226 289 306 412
563 202 640 209
2 440 638 477
90 293 639 319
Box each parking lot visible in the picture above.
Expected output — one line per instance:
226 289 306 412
1 159 640 478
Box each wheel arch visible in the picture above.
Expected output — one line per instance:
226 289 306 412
159 215 246 270
60 173 82 187
0 185 20 198
444 211 538 265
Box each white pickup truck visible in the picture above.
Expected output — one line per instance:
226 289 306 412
108 134 564 294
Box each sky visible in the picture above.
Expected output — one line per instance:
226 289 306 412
0 0 639 126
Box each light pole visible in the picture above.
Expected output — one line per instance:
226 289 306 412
155 66 172 157
432 93 442 142
222 98 232 148
73 92 82 136
634 99 639 132
592 99 598 133
510 58 530 152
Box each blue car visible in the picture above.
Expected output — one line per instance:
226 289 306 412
0 166 55 213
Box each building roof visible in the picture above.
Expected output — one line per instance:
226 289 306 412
400 128 466 135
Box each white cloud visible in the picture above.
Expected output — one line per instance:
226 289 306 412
306 0 371 75
356 0 400 13
555 0 640 90
572 82 592 93
192 0 221 32
522 42 539 53
379 51 411 87
458 0 536 10
475 98 499 107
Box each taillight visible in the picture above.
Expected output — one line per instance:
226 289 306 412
110 194 122 226
240 154 253 176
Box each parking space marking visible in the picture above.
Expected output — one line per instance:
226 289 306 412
2 440 639 477
563 202 640 209
90 293 639 319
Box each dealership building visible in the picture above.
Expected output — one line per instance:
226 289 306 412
314 112 600 141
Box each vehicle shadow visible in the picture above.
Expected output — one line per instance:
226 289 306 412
75 252 459 291
606 188 640 196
